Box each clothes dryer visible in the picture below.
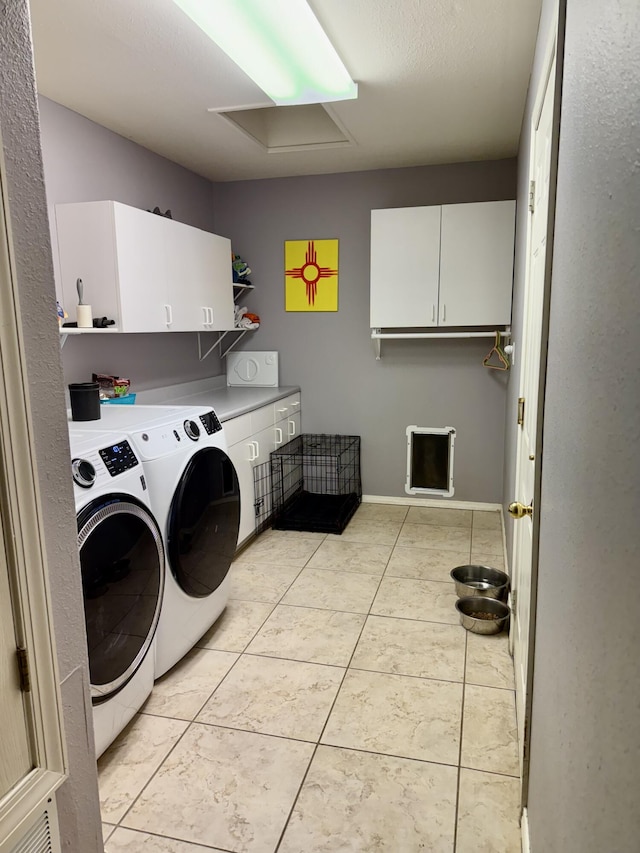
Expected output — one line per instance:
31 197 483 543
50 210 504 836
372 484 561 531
68 427 165 757
71 406 240 677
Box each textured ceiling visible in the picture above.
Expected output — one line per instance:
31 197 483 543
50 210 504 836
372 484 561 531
28 0 542 181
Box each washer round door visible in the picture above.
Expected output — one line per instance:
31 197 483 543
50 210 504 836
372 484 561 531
77 494 165 703
167 447 240 598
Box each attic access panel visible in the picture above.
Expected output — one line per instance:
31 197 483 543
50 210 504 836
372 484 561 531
406 426 456 497
211 103 353 153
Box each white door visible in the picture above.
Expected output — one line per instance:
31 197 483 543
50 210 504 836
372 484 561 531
511 52 557 774
0 508 33 798
227 439 257 547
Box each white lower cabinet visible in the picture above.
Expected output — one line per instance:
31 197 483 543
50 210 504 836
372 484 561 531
226 394 302 549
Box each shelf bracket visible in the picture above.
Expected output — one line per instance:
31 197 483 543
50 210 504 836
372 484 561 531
373 330 381 360
197 328 250 362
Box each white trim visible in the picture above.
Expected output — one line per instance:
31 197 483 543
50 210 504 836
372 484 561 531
521 806 531 853
0 138 66 841
362 495 502 512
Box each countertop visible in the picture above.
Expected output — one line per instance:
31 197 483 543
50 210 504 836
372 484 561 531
135 377 300 423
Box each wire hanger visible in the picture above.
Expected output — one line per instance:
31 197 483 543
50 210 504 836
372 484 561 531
483 331 510 371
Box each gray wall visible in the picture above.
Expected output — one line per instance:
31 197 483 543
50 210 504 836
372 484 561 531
38 97 224 389
214 160 516 502
523 1 640 850
0 4 102 851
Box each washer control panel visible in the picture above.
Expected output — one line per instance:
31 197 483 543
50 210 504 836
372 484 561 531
98 440 139 476
200 410 222 435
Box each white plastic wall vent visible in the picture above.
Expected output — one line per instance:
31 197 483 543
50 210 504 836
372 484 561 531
406 426 456 497
7 799 61 853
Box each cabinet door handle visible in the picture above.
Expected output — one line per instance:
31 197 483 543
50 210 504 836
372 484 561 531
441 303 447 323
288 419 296 437
432 304 436 323
207 307 214 326
252 440 260 460
290 401 300 408
202 307 208 326
275 427 283 445
164 304 173 327
277 408 288 416
248 441 256 462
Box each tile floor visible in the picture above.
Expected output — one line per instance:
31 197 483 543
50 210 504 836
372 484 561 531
100 504 520 853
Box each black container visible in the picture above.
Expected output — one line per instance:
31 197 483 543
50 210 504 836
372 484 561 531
69 382 101 421
268 434 362 534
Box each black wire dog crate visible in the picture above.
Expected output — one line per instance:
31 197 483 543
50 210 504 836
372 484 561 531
268 433 361 534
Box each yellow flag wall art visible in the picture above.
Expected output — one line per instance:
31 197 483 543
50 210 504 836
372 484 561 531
285 239 338 312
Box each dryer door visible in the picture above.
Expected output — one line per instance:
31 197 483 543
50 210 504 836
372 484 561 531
77 494 164 703
167 447 240 598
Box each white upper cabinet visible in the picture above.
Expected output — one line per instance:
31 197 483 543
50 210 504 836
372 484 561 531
370 200 515 329
56 200 235 333
370 206 441 328
439 200 516 326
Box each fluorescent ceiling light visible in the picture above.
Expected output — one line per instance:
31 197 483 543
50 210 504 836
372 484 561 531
173 0 358 106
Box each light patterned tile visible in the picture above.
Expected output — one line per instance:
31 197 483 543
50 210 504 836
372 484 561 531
246 605 365 666
197 599 274 652
123 724 314 853
141 648 238 721
98 714 188 824
229 562 301 603
102 823 115 844
351 615 466 682
471 528 504 556
260 527 327 541
106 827 225 852
371 577 459 625
386 546 470 583
235 536 321 566
322 669 463 765
456 768 522 853
471 552 506 571
279 746 457 853
397 522 472 553
307 540 392 575
327 518 402 546
406 506 472 528
197 654 344 741
472 510 503 531
353 503 409 522
466 631 515 690
281 568 380 614
461 684 519 777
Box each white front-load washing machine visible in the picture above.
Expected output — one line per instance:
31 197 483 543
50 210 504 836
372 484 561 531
68 427 165 757
71 405 240 677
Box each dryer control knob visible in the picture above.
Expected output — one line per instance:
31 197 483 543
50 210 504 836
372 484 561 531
184 419 201 441
72 458 96 488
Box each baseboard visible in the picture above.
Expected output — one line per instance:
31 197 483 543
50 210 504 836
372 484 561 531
521 807 530 853
362 495 503 512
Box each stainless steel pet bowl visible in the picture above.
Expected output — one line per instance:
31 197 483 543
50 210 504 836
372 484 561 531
455 597 510 635
450 564 509 600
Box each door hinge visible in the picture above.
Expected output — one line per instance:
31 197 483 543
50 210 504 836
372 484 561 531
517 397 525 426
529 180 536 213
17 647 31 693
523 714 530 763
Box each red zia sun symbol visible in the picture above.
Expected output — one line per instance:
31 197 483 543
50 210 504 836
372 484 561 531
286 240 337 306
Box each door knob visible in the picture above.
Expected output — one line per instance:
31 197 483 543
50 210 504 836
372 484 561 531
508 501 533 519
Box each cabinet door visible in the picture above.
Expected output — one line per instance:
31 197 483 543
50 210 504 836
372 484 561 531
439 200 516 326
226 439 257 547
166 223 234 332
112 204 176 331
286 411 302 441
370 207 441 327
